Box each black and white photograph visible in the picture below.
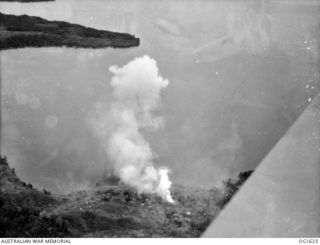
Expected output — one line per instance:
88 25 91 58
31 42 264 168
0 0 319 240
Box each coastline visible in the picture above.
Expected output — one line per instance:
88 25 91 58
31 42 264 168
0 13 140 50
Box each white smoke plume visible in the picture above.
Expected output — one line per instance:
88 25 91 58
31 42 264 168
91 55 174 203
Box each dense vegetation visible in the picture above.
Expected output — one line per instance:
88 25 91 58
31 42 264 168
0 156 71 237
217 170 253 207
0 155 253 237
0 13 140 50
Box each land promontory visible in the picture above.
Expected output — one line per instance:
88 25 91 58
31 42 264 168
0 13 140 50
0 0 54 2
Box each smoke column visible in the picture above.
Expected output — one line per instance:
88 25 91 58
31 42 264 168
105 55 174 203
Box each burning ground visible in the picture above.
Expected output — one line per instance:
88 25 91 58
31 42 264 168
0 155 252 237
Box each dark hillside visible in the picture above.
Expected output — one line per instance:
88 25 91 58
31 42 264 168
0 155 252 237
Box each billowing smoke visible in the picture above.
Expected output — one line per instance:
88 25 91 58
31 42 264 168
90 55 174 203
